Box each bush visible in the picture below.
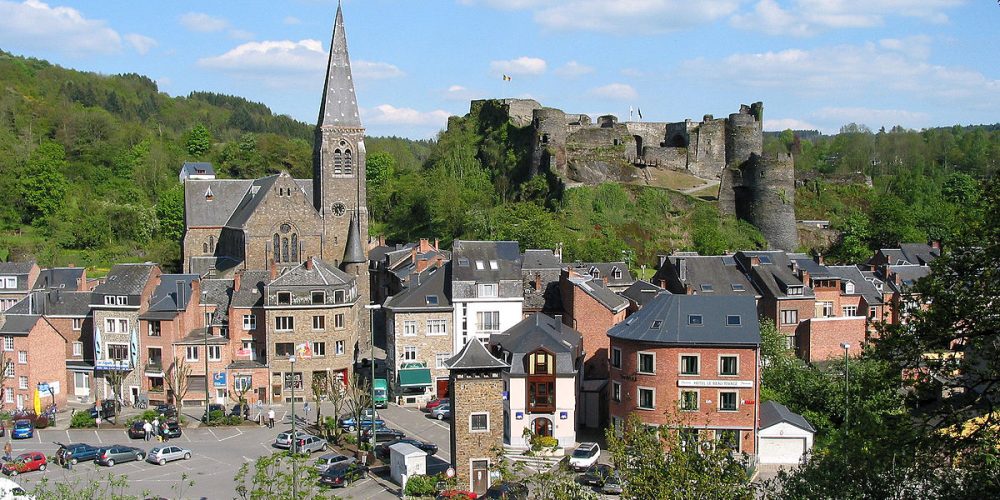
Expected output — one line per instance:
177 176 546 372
206 414 243 426
127 409 162 425
344 433 358 445
70 412 96 428
403 474 438 497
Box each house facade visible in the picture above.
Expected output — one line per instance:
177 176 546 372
450 240 524 353
0 261 39 312
0 314 68 410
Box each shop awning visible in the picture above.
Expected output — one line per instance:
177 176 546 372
398 368 433 387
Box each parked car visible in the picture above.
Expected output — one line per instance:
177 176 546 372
338 410 384 432
374 438 438 459
10 421 32 440
1 453 46 476
56 443 101 465
423 398 449 412
600 472 624 495
484 482 528 499
579 463 614 486
160 420 182 439
319 463 368 488
95 445 146 466
127 421 148 439
0 477 31 499
313 453 355 473
361 427 405 443
146 446 192 465
274 429 313 449
430 404 451 420
569 442 601 471
291 435 328 454
437 490 478 499
89 399 117 419
154 404 177 418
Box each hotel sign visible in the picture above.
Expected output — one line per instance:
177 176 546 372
677 379 754 388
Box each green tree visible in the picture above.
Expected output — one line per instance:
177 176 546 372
19 141 69 222
185 124 212 157
156 184 185 242
827 212 871 264
233 452 332 500
366 151 395 224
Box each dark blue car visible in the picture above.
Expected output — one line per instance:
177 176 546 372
11 420 33 439
57 443 101 464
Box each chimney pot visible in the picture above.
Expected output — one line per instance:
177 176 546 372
930 240 941 250
306 257 313 270
233 272 242 292
270 259 278 281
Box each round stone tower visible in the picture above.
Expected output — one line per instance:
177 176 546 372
738 152 798 251
725 103 763 169
530 107 569 177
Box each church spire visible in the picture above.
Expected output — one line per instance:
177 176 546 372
317 1 361 128
341 211 365 266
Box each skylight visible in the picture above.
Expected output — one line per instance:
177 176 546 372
651 320 662 329
727 315 741 326
426 295 439 305
489 260 499 270
700 284 714 292
475 261 485 270
731 284 745 292
458 258 469 267
688 314 703 325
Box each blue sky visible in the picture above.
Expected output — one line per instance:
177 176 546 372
0 0 996 138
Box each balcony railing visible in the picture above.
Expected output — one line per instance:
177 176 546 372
145 361 163 373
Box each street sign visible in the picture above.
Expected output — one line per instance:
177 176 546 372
213 372 227 387
446 467 455 478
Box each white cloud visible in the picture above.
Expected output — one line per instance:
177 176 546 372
764 118 819 131
283 16 301 25
554 61 594 78
363 104 452 127
732 0 964 36
179 12 229 33
353 60 405 80
228 29 254 40
444 84 483 101
124 33 157 55
0 0 122 55
588 83 638 101
490 56 547 76
813 107 930 129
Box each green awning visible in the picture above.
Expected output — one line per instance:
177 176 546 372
398 368 432 387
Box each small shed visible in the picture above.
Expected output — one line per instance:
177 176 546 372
389 442 427 488
758 401 816 465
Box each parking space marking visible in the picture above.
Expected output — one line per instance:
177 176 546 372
95 430 103 443
217 428 244 441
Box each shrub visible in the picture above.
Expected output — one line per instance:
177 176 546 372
70 412 96 428
127 409 161 425
344 433 358 445
403 474 438 497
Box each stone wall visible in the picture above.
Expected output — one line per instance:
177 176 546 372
450 371 505 493
265 302 357 402
386 309 454 401
642 146 688 171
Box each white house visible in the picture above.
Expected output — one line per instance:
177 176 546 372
179 161 216 182
450 241 523 353
758 400 816 464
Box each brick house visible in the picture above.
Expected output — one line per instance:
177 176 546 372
0 312 68 411
446 338 508 495
137 274 203 405
226 270 271 403
521 249 563 316
91 263 161 403
736 251 814 351
608 294 761 455
652 253 757 298
868 242 940 269
450 241 524 352
32 266 92 292
383 262 453 405
559 268 628 380
491 313 583 450
0 261 39 312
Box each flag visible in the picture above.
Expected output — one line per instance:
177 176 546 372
629 106 634 120
295 343 313 359
33 388 41 415
502 74 511 81
638 108 643 120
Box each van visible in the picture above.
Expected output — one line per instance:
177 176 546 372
373 379 388 408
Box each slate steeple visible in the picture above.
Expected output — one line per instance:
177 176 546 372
318 1 361 127
341 211 365 266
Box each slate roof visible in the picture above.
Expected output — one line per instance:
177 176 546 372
566 272 628 312
202 278 234 326
317 2 362 127
826 266 883 306
231 271 270 308
446 337 509 371
175 328 230 345
608 294 760 346
737 251 814 299
788 254 834 278
620 280 665 308
268 259 353 287
522 249 562 270
658 255 757 296
33 267 85 290
876 244 940 267
0 314 40 335
342 213 366 264
40 290 91 316
93 263 157 296
145 275 200 315
181 162 215 177
568 262 633 288
491 314 581 376
184 177 315 229
369 243 411 264
451 240 522 282
383 263 451 310
0 262 34 275
887 265 932 293
760 400 816 433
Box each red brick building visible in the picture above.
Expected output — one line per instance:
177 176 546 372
0 311 68 410
559 268 628 380
608 293 760 454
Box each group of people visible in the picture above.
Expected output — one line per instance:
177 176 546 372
140 417 173 442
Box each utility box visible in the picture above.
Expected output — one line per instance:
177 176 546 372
389 442 427 488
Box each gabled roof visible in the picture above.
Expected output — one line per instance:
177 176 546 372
886 265 932 293
230 271 270 308
566 272 628 312
452 240 522 282
201 278 234 326
620 280 665 307
0 261 34 275
522 249 562 270
146 274 200 313
6 290 91 317
875 244 940 267
446 337 509 371
268 259 353 287
181 162 215 176
184 179 254 227
384 263 451 310
826 265 883 305
608 293 760 346
568 261 633 287
93 263 157 296
317 2 361 127
491 314 581 376
737 251 813 299
658 255 757 296
788 254 834 279
0 314 40 335
33 267 85 290
760 400 816 433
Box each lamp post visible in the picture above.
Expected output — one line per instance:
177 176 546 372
840 342 850 434
289 354 297 499
203 291 210 425
364 303 381 452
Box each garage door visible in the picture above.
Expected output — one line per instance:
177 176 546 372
759 437 806 464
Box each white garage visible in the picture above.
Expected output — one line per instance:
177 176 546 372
758 401 815 465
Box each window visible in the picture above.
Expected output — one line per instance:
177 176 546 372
2 337 12 351
207 345 221 361
403 346 417 361
680 390 699 411
637 352 655 374
477 311 500 332
277 292 291 305
637 387 655 410
72 318 82 331
720 355 738 376
475 261 484 270
651 320 662 329
149 321 161 337
0 299 14 312
780 309 798 325
312 315 326 330
72 342 83 357
17 351 26 364
1 277 15 288
726 315 741 326
275 316 294 331
680 355 699 375
104 295 114 305
403 320 417 336
700 284 714 292
425 295 439 305
275 343 294 357
816 301 834 317
243 315 256 330
478 283 498 298
108 344 128 361
787 286 803 296
612 381 622 402
844 281 856 294
105 318 116 333
335 314 345 329
311 342 326 357
234 375 252 392
273 234 281 263
688 314 703 325
119 319 128 333
427 319 447 336
719 391 738 411
731 283 746 292
74 372 88 390
3 362 12 378
869 306 878 319
613 268 622 280
335 340 345 355
18 376 28 390
470 413 489 432
435 353 451 369
283 372 303 390
843 305 858 317
311 291 325 305
185 346 199 361
610 347 622 369
334 290 345 303
784 335 796 350
717 430 740 450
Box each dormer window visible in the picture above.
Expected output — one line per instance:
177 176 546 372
478 283 498 298
277 292 291 305
591 268 600 278
843 281 855 294
311 291 325 305
613 267 622 280
786 286 803 296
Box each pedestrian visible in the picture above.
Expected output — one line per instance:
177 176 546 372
303 401 310 419
152 417 160 441
142 420 152 441
267 408 275 429
3 441 11 461
161 422 169 442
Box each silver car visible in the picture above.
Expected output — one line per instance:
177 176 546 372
146 446 192 466
314 453 355 473
274 430 312 449
431 404 450 420
291 434 328 454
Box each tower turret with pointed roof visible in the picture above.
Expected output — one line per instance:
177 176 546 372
314 0 367 263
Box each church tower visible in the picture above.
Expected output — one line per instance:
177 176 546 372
314 1 367 262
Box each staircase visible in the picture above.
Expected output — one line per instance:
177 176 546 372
501 444 564 471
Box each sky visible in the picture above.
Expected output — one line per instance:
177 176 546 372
0 0 996 139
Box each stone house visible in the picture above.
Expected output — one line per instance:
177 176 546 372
137 274 203 405
446 338 508 495
90 263 161 403
369 238 449 343
607 294 761 455
521 249 563 316
491 314 583 450
383 262 453 405
450 240 524 353
559 268 628 381
0 311 68 410
0 261 39 312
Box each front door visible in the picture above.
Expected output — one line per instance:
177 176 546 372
436 379 450 399
471 460 490 493
533 417 553 437
216 388 227 405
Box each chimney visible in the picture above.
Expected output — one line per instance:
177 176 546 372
269 259 277 281
554 314 563 326
305 257 314 270
659 279 667 289
603 276 609 285
930 240 941 250
419 238 430 253
801 270 810 287
435 255 445 267
434 239 440 251
814 252 824 265
233 271 242 292
68 263 75 268
684 283 693 295
534 273 542 291
411 247 417 264
677 258 687 281
657 254 667 269
175 280 186 310
76 277 84 291
416 257 430 273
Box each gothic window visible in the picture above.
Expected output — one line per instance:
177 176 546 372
344 149 353 175
333 149 343 175
280 223 291 234
282 238 289 263
209 236 215 252
273 234 281 263
291 234 299 262
203 243 208 254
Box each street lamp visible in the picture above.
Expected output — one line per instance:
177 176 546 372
289 354 297 499
364 303 381 452
203 291 210 425
840 342 850 434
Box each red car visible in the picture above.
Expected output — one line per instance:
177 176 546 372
2 452 47 476
424 398 449 412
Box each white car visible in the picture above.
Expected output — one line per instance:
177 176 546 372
274 429 313 449
569 442 601 471
0 477 33 499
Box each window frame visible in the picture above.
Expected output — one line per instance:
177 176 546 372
185 346 199 362
687 314 703 325
612 381 622 402
243 314 256 330
426 319 447 336
335 340 345 356
312 315 326 331
335 313 345 329
274 316 294 332
311 291 326 305
3 336 13 351
718 390 739 412
610 347 622 369
477 283 498 298
403 320 418 337
72 342 83 357
637 386 656 410
726 315 742 326
72 318 82 331
842 305 858 317
403 346 418 361
780 309 799 325
719 355 739 376
637 352 656 375
679 354 700 376
311 341 326 357
680 389 699 411
17 351 26 364
469 412 489 432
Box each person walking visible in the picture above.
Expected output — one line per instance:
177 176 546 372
161 422 170 443
303 401 310 422
3 441 11 461
142 420 152 441
267 408 275 429
152 417 161 441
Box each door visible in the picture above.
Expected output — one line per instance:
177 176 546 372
216 388 227 405
471 460 490 493
436 379 450 399
533 417 553 437
760 437 806 464
74 372 91 399
130 386 140 404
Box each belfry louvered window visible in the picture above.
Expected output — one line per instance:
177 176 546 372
273 234 281 263
344 149 353 175
333 149 343 175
